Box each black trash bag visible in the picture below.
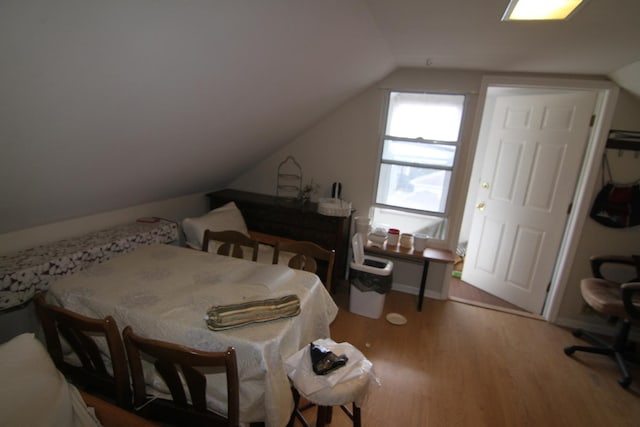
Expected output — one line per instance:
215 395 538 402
590 153 640 229
349 259 393 294
309 342 348 375
590 182 640 228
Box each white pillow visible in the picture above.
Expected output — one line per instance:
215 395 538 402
182 201 249 249
0 333 101 427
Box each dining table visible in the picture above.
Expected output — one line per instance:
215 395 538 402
46 243 339 427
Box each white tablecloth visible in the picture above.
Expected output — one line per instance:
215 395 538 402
47 244 338 427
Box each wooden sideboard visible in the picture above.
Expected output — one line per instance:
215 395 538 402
207 189 352 280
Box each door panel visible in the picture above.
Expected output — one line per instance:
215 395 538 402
462 90 597 313
507 225 543 289
475 217 504 274
492 140 523 202
525 143 565 211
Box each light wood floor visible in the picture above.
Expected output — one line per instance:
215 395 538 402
448 277 526 313
293 289 640 427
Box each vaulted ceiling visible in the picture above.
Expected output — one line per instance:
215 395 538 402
1 0 639 233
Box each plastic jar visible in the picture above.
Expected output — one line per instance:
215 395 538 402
387 228 400 246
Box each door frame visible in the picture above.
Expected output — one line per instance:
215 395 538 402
456 75 619 322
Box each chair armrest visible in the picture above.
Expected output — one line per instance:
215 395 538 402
621 282 640 320
589 255 636 279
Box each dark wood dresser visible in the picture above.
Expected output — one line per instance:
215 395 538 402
207 189 352 279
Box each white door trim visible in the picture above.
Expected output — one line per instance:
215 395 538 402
463 75 619 322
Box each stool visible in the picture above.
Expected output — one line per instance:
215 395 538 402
285 339 377 427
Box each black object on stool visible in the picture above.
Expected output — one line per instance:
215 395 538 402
286 340 375 427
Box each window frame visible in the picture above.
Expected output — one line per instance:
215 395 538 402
372 90 467 235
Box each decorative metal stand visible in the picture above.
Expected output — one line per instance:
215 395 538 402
276 156 302 200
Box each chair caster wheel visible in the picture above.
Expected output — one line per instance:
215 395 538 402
618 377 632 389
564 347 575 356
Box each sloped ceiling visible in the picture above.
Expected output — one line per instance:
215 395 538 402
1 0 639 234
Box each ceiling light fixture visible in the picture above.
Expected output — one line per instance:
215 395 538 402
502 0 586 21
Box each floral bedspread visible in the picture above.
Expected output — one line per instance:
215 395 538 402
0 220 178 311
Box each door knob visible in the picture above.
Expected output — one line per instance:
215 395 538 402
482 182 490 189
476 202 486 211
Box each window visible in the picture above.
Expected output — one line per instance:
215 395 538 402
372 91 465 240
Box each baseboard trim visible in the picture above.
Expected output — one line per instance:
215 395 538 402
555 316 640 341
448 296 543 320
391 283 443 300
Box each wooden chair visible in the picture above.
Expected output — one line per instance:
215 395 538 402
33 293 131 409
122 326 240 427
564 254 640 388
272 241 335 292
202 229 259 262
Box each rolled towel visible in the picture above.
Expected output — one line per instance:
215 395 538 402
206 294 301 331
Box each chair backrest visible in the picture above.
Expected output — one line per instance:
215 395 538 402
202 229 259 262
33 293 131 409
122 326 240 427
584 255 640 320
272 241 335 292
590 254 638 281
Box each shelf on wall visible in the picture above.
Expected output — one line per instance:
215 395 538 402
606 130 640 151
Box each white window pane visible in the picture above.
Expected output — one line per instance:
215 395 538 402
382 139 456 168
386 92 464 141
376 164 451 213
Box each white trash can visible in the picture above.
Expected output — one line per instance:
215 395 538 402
348 233 393 319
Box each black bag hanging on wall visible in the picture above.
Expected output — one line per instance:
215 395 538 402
590 154 640 228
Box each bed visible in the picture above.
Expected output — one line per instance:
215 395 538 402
0 333 157 427
0 219 178 311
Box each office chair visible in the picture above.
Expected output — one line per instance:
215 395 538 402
564 254 640 388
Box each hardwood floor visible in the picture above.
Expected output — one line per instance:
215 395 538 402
294 289 640 427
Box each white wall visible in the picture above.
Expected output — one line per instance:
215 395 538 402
0 192 211 255
0 191 212 342
557 88 640 333
232 68 485 298
3 67 637 336
232 67 640 329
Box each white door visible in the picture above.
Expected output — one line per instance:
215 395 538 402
462 90 597 313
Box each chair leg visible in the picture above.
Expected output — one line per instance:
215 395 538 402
564 320 633 388
288 387 312 427
316 406 331 427
353 404 361 427
339 403 361 427
564 344 613 357
614 352 632 388
289 388 362 426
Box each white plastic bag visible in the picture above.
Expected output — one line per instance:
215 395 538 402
284 338 380 406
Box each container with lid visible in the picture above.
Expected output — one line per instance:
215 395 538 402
387 228 400 246
400 233 413 249
413 233 429 252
